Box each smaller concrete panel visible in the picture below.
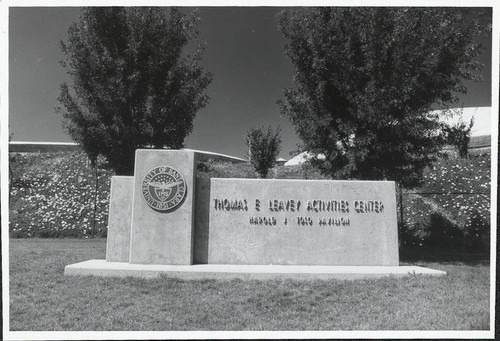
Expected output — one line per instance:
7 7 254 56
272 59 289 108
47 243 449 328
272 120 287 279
129 150 196 265
65 259 447 280
193 177 211 264
106 176 134 262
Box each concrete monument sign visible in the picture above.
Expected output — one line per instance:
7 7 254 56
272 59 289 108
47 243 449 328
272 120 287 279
208 179 398 265
65 149 446 279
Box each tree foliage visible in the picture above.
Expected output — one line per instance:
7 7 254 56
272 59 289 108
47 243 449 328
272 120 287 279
444 117 474 158
278 7 489 187
57 7 212 175
246 126 282 178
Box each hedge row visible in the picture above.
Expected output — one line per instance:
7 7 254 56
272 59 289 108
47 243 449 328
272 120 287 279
198 155 491 252
9 151 490 253
9 153 112 238
400 153 490 252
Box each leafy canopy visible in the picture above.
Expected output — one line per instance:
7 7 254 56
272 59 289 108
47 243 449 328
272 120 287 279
246 126 282 178
57 7 212 175
278 7 489 188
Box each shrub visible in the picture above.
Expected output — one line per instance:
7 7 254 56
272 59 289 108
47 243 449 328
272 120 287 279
10 150 490 252
399 195 432 246
196 160 256 179
425 212 464 250
401 153 490 252
9 152 113 238
465 208 490 252
246 126 282 178
444 117 474 158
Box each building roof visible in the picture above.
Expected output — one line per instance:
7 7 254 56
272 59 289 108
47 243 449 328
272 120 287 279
284 152 325 166
433 106 492 137
9 143 247 163
182 148 247 163
9 141 81 153
468 135 491 149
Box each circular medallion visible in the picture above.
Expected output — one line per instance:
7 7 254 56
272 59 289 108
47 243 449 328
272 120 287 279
141 166 187 212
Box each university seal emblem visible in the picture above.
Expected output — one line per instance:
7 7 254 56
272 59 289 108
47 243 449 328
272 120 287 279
141 166 187 212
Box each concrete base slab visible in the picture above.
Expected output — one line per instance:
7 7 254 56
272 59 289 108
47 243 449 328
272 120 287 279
65 260 446 280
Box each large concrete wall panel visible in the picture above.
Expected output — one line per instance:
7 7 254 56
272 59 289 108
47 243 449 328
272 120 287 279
208 179 399 266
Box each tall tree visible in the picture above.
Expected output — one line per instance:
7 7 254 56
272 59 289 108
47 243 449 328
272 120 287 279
278 7 489 187
57 7 213 175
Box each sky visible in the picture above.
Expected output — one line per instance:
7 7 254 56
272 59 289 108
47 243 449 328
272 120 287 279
8 6 493 160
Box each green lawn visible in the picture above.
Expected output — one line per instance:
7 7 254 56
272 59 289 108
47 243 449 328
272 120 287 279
9 238 490 331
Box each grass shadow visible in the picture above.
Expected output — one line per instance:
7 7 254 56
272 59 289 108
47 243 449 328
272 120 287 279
399 245 490 265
